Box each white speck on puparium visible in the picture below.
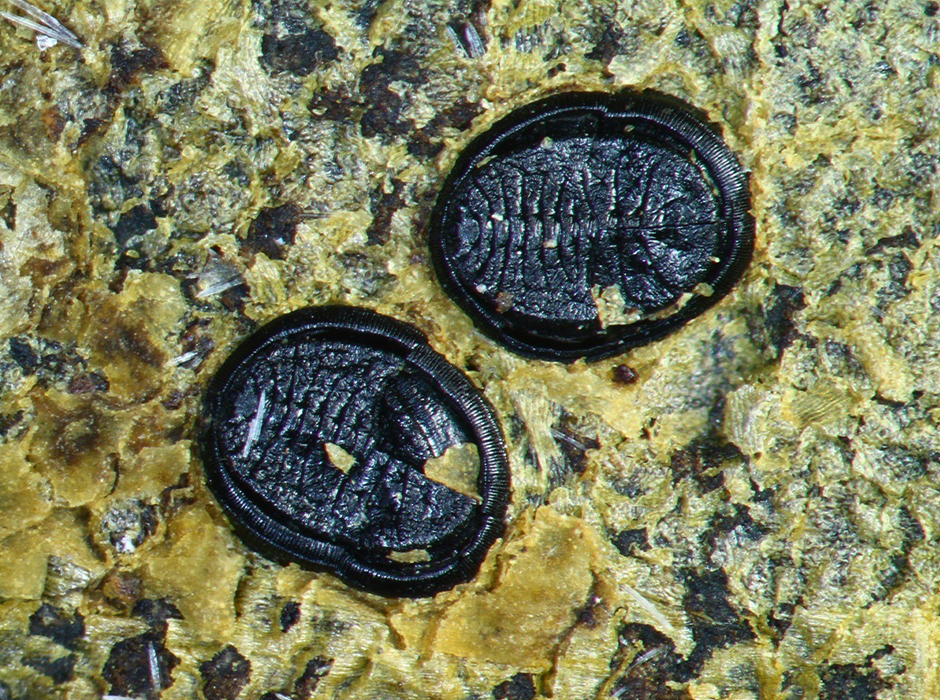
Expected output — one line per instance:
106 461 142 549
242 389 268 457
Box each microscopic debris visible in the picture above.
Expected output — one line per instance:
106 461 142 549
201 306 509 596
429 91 754 361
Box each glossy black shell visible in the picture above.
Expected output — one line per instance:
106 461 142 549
201 306 509 597
429 91 754 362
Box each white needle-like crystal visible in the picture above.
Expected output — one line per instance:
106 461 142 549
1 0 82 49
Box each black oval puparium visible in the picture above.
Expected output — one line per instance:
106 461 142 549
429 91 754 362
201 306 509 597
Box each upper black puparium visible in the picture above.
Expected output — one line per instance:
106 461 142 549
429 91 754 362
201 306 509 597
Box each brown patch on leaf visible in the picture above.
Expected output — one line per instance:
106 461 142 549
28 392 119 506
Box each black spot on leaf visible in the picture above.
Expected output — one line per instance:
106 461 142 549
764 283 805 356
261 28 340 76
767 600 797 645
611 623 687 700
612 364 638 384
819 655 891 700
493 673 535 700
359 48 424 138
102 631 179 698
612 528 650 556
366 179 406 246
200 646 252 700
295 656 333 699
244 203 301 260
28 604 85 650
112 204 158 248
280 601 301 632
21 654 76 684
704 503 770 558
9 337 38 374
676 568 755 681
552 411 600 476
670 433 743 493
109 43 168 92
132 598 183 628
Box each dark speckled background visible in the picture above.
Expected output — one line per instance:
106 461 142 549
0 0 939 698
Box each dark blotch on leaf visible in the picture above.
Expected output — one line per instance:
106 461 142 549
244 203 301 260
408 98 483 159
359 48 424 138
68 371 110 395
356 0 382 27
676 568 755 681
112 204 158 248
28 604 85 650
585 22 632 65
763 283 805 356
109 44 168 92
21 654 76 684
705 503 769 556
767 600 796 645
1 197 15 230
261 28 340 76
612 527 650 556
493 673 536 700
366 179 406 246
0 411 23 439
295 656 333 699
308 85 358 123
866 227 919 255
9 337 38 374
102 631 179 697
819 650 892 700
670 433 743 493
132 598 183 628
552 411 599 475
200 645 252 700
280 601 301 632
88 155 142 217
611 623 688 700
